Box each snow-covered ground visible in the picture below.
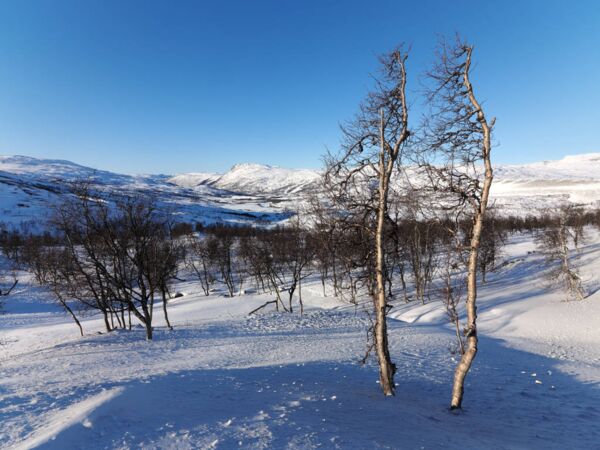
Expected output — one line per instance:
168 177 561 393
1 231 599 449
4 153 600 228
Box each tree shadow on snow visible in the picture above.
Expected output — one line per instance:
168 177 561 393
26 335 600 450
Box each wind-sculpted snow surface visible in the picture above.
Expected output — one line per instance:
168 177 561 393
1 232 600 448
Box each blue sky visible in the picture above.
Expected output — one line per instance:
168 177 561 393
0 0 598 174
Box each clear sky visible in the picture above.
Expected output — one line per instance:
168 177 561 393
0 0 598 174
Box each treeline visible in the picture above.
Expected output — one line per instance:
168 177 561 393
3 183 597 341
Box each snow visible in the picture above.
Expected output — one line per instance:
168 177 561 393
207 163 320 195
168 163 320 196
1 231 599 448
167 172 221 189
494 153 600 181
3 153 600 228
0 156 295 228
11 388 124 450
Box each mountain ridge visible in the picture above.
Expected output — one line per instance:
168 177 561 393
1 153 600 228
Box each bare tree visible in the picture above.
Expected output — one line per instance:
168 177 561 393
34 246 85 336
325 45 410 396
422 38 494 409
147 230 184 330
185 234 214 296
536 204 586 301
47 184 174 340
477 212 506 283
207 232 241 297
0 232 20 315
282 220 316 314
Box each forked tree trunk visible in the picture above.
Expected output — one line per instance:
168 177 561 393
325 47 408 397
139 301 153 340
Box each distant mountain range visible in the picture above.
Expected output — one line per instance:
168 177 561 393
168 163 320 196
1 153 600 229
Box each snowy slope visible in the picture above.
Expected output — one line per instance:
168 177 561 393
208 163 320 195
167 172 221 189
189 153 600 215
1 231 599 449
0 156 293 228
491 154 600 214
494 153 600 180
2 153 600 229
168 163 320 196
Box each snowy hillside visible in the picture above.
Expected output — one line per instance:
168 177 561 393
0 156 293 228
492 154 600 214
2 153 600 228
494 153 600 180
206 163 318 195
1 230 599 448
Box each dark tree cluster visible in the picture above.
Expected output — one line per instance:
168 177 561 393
13 185 184 340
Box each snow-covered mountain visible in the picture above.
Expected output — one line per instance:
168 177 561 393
0 156 296 228
491 153 600 214
169 163 320 196
1 153 600 229
494 153 600 180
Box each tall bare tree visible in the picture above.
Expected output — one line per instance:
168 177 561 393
423 38 494 409
325 45 410 396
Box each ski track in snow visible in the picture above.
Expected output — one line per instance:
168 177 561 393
1 233 600 448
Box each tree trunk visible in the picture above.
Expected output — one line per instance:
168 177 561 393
102 309 111 333
120 304 126 329
332 258 339 297
145 321 153 340
140 301 153 340
59 298 84 337
162 289 173 330
450 237 480 409
299 276 304 315
450 46 494 409
288 280 297 313
373 109 396 397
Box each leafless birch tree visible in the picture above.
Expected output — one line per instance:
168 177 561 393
422 38 494 409
325 45 410 396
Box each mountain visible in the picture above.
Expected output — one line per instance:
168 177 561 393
491 154 600 214
0 156 296 228
494 153 600 180
1 153 600 229
168 163 320 196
